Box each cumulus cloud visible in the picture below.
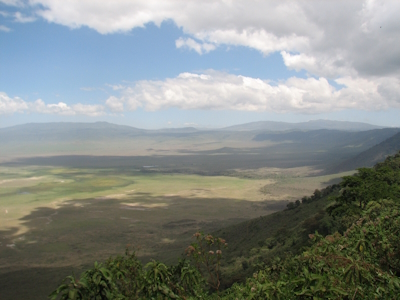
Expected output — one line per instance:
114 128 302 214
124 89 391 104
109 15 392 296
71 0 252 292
0 92 29 114
109 71 400 113
175 37 215 55
15 0 398 80
3 69 400 116
2 1 400 114
281 51 356 78
0 92 105 116
70 103 104 116
105 96 124 112
106 84 125 91
30 99 75 115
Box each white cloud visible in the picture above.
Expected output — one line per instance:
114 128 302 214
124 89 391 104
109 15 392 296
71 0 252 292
195 29 309 56
105 96 124 112
376 77 400 106
0 92 105 116
106 84 125 91
0 25 11 32
14 12 36 23
3 69 400 117
30 99 74 115
175 37 215 55
17 0 398 80
2 1 400 114
0 92 29 114
71 103 104 116
281 51 356 78
109 71 400 114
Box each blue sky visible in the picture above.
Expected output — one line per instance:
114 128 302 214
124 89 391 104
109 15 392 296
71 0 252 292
1 1 400 129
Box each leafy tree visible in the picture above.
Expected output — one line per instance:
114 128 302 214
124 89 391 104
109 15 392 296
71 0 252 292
185 232 227 292
49 262 123 300
286 202 295 210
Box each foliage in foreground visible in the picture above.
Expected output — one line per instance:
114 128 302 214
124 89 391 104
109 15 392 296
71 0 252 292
50 152 400 299
50 232 225 299
224 199 400 299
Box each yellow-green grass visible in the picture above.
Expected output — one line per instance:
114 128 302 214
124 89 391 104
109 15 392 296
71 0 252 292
0 165 353 299
0 166 352 278
0 166 351 235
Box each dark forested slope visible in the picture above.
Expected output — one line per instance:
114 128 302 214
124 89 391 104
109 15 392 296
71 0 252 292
253 128 400 149
328 131 400 173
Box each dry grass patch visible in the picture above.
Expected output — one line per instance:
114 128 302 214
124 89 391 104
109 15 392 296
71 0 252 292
120 202 169 208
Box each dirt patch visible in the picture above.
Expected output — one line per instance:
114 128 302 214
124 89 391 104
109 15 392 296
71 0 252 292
0 176 44 185
121 202 168 208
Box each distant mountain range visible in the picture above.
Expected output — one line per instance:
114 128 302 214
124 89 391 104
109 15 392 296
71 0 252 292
0 119 387 140
2 121 399 174
221 119 385 132
0 122 199 142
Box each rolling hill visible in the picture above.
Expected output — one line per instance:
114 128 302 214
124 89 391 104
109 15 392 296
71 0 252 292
0 119 387 144
0 122 145 142
327 131 400 173
221 119 385 132
253 128 400 149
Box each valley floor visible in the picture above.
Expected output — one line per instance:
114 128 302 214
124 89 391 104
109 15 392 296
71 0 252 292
0 164 350 300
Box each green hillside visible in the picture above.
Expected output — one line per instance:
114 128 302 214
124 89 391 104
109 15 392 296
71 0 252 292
253 128 400 149
47 151 400 299
328 131 400 173
214 184 341 288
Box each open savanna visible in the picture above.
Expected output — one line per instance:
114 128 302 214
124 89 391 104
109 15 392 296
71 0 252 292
0 163 351 299
3 124 384 299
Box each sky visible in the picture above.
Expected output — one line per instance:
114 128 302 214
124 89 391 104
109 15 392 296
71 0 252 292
1 0 400 129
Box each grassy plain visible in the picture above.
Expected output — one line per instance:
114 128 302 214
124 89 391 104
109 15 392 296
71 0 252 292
0 126 363 299
0 166 350 237
0 164 350 299
0 164 349 300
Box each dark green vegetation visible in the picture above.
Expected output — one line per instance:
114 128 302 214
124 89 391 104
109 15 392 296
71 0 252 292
214 185 341 288
329 131 400 173
48 152 400 299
